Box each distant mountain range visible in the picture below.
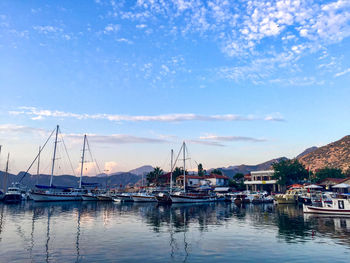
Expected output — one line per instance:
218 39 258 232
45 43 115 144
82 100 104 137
298 135 350 172
1 135 349 188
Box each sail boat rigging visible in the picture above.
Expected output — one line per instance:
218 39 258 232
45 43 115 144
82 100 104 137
31 125 83 201
170 142 215 203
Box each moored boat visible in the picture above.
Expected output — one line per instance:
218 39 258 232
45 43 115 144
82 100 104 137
132 192 157 202
114 193 134 202
170 192 215 203
303 195 350 215
3 183 23 204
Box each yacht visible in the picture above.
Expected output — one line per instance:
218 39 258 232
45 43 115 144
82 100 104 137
170 142 215 203
3 183 23 203
31 127 87 202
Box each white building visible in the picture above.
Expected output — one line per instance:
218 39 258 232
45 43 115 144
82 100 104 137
244 170 279 192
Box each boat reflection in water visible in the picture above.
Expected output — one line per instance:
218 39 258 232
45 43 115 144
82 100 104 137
1 202 350 262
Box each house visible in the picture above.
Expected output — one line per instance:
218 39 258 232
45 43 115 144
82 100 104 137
176 175 206 187
175 173 229 187
206 174 229 186
318 177 350 190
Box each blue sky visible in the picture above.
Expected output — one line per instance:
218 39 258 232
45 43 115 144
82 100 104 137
0 0 349 175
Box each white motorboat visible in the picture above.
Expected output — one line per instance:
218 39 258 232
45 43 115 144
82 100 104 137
132 192 157 202
3 183 23 203
114 193 134 202
303 195 350 215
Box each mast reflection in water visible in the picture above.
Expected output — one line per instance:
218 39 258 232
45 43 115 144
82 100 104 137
0 202 349 262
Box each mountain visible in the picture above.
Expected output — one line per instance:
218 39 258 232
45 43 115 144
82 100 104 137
298 135 350 172
296 146 318 158
216 157 288 178
0 171 141 189
128 165 154 175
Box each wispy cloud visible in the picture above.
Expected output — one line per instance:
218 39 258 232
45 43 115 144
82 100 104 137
9 106 285 123
0 124 46 134
199 135 266 143
0 124 168 145
64 133 168 144
334 68 350 77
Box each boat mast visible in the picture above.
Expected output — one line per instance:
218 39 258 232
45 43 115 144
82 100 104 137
183 141 186 193
170 149 173 193
4 153 9 191
49 125 59 187
36 146 41 185
79 135 87 189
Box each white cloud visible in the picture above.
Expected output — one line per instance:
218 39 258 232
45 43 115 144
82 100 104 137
104 161 119 174
0 124 46 134
9 106 285 123
334 68 350 77
103 24 120 34
33 25 62 34
199 135 266 142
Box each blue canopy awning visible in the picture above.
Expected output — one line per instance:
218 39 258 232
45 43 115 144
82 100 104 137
35 184 73 190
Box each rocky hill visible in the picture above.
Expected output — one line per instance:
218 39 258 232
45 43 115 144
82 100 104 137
296 146 318 158
298 135 350 172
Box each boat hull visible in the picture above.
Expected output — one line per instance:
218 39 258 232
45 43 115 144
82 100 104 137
114 194 133 202
3 194 22 203
132 195 157 202
97 195 113 201
81 194 98 201
170 194 215 203
31 192 82 202
303 204 350 215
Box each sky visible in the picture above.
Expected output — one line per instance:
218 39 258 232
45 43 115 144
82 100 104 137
0 0 349 176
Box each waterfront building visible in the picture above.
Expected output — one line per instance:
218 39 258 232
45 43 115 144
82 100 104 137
175 173 229 188
206 174 229 186
244 170 279 192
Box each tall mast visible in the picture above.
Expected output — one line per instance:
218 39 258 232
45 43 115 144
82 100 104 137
183 141 186 193
36 146 41 185
170 149 173 193
4 153 9 191
49 125 59 187
79 135 87 189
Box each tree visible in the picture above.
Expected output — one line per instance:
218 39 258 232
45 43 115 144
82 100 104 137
172 167 187 182
146 167 164 185
234 173 244 181
197 163 205 176
211 169 222 175
344 166 350 177
313 167 345 182
272 159 308 186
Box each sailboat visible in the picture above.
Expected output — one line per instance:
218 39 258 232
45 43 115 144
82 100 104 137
0 145 4 201
170 142 215 203
31 126 84 202
155 149 174 204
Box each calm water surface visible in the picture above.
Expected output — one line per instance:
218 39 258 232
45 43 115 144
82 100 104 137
0 201 350 262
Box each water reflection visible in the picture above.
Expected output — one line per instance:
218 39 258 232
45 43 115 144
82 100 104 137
0 202 350 262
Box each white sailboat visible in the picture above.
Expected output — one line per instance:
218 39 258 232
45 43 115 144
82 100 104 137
170 142 214 203
31 126 83 202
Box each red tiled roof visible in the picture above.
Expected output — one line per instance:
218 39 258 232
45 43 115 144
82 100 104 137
207 174 229 179
318 177 347 185
176 175 205 180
